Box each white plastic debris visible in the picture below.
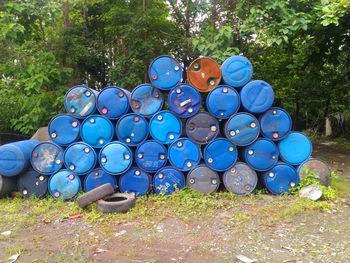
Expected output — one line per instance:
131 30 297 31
7 254 19 263
115 230 126 237
237 254 255 263
1 230 11 236
299 184 322 201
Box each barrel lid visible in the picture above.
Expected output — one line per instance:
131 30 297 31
18 170 48 198
204 138 237 171
259 107 292 141
130 84 164 117
99 142 133 175
187 165 219 194
97 86 129 119
64 142 97 175
64 85 97 118
31 142 64 175
119 167 151 196
297 158 331 186
240 80 274 113
221 56 253 88
264 163 299 195
48 114 80 146
153 166 185 195
168 138 201 171
149 110 182 144
278 132 312 165
0 144 25 177
84 168 117 192
135 140 167 172
116 113 149 146
48 170 81 200
81 115 114 148
223 162 257 195
186 112 219 144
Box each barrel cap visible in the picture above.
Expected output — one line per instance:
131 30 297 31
97 86 130 119
187 165 220 194
64 85 97 118
240 80 274 113
221 56 253 88
130 84 164 117
135 140 167 172
99 142 133 175
278 132 312 165
204 138 237 171
119 166 151 196
168 138 201 171
48 170 81 200
116 113 149 146
223 162 257 195
153 166 185 195
149 110 182 144
81 115 114 148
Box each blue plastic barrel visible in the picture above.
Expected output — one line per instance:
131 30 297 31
168 138 201 171
48 170 81 200
0 140 40 177
18 170 48 198
278 132 312 165
263 163 299 195
224 112 260 146
223 162 257 195
0 174 17 196
185 111 219 144
203 138 237 171
240 80 274 113
221 56 253 88
64 142 97 175
149 110 182 144
130 84 164 117
48 114 80 146
116 113 149 146
153 167 185 195
297 158 331 186
259 107 292 141
187 165 220 194
135 140 167 172
148 55 182 90
242 138 279 171
206 85 240 119
64 85 97 118
80 115 114 148
168 84 201 118
84 168 117 192
30 142 64 175
96 86 130 119
119 166 151 196
99 142 133 175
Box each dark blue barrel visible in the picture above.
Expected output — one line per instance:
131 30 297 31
116 113 149 146
168 83 201 118
0 174 17 196
223 162 257 195
96 86 130 119
153 167 185 195
130 84 164 117
64 85 97 118
242 138 279 171
224 112 260 146
221 56 253 88
119 166 151 196
187 165 220 194
31 142 64 175
263 163 299 195
18 170 48 198
203 138 237 171
206 85 240 119
80 115 114 148
0 140 40 177
278 132 312 165
240 80 274 113
148 55 182 90
135 140 167 172
84 168 117 192
259 107 292 141
99 142 133 175
297 158 330 186
149 110 182 144
48 114 80 146
168 138 201 171
185 112 219 144
48 170 81 200
64 142 97 175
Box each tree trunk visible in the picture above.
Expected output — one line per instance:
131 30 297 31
143 0 148 83
211 0 216 43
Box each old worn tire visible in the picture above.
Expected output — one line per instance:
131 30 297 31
97 193 135 213
77 183 114 208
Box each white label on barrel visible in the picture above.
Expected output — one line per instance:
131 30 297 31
80 102 93 116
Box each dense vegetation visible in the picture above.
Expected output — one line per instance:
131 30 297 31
0 0 349 136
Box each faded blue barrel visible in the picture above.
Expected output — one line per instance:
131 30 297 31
99 142 133 175
18 170 48 199
0 174 17 196
64 85 97 118
297 158 330 186
64 142 97 175
119 166 151 196
0 140 40 177
224 112 260 146
80 115 114 148
168 83 201 118
185 112 219 144
221 56 253 88
168 138 201 171
31 142 64 175
203 138 237 171
148 55 182 90
84 168 117 192
242 138 279 171
149 110 182 144
240 80 274 114
259 107 292 141
48 114 80 146
130 84 164 117
153 167 185 195
187 165 220 194
206 85 240 119
278 132 312 165
116 113 149 146
96 86 130 119
223 162 257 195
135 140 167 172
263 163 299 195
48 170 81 200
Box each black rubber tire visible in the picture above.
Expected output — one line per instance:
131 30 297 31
77 183 114 208
97 193 136 213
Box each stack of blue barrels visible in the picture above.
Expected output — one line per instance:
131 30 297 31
0 55 331 200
